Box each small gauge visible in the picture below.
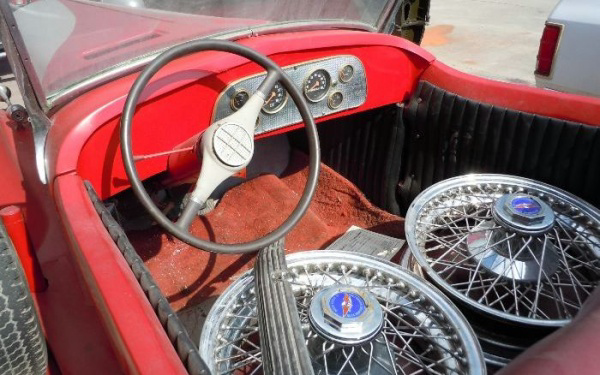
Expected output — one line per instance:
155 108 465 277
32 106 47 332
230 89 250 111
339 64 354 83
304 69 331 102
328 91 344 109
262 81 288 114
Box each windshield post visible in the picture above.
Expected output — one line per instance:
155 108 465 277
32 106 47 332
0 1 47 111
0 2 52 184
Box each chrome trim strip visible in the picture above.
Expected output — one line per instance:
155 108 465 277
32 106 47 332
0 3 51 183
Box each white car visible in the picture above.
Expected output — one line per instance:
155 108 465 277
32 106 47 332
535 0 600 97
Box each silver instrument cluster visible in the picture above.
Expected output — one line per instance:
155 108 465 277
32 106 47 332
212 55 367 134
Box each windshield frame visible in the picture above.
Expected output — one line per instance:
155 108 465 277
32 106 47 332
45 19 377 112
0 1 47 111
0 2 52 184
1 1 398 114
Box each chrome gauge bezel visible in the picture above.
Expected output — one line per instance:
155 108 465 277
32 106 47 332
303 68 331 103
213 55 367 135
261 81 289 115
327 91 343 109
229 88 250 111
339 64 355 83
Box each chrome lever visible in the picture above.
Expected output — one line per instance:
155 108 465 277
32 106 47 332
0 85 28 126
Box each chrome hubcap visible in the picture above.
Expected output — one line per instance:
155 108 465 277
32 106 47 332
493 194 555 235
465 220 561 282
309 287 383 346
404 175 600 367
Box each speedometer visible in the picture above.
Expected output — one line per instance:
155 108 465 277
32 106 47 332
303 69 331 102
262 81 288 114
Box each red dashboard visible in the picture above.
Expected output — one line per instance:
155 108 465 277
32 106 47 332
45 28 600 204
45 30 433 199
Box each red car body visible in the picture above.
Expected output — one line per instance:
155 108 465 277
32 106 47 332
0 1 599 374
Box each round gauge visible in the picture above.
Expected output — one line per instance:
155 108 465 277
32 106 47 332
303 69 331 102
230 89 250 111
339 64 354 83
262 81 288 114
328 91 343 109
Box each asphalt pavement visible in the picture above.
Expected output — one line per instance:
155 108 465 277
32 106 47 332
422 0 560 85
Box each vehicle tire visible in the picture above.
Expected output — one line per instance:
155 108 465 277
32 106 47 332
0 222 47 375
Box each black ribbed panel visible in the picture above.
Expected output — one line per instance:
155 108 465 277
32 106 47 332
255 239 314 375
399 81 600 211
309 105 405 214
85 182 210 375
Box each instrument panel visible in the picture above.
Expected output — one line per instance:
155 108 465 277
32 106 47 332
212 55 367 134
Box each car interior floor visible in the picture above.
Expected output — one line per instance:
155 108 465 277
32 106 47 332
123 146 405 314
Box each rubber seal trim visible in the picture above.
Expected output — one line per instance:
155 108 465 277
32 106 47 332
85 181 210 375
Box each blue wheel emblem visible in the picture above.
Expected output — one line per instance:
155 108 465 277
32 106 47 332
511 197 542 216
329 292 366 318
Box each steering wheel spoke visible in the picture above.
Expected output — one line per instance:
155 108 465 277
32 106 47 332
175 72 280 231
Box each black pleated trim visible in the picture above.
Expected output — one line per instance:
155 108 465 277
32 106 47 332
400 81 600 212
312 105 404 214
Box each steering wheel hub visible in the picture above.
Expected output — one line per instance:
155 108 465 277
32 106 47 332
212 123 254 167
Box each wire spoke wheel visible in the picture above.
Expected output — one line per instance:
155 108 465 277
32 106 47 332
200 251 485 375
405 174 600 328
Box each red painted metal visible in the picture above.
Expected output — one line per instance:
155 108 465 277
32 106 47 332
0 112 26 208
7 118 129 374
54 173 187 375
421 60 600 126
0 206 47 292
34 31 433 373
18 25 600 375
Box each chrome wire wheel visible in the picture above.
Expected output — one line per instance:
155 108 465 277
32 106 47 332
400 249 536 368
405 174 600 328
199 251 485 375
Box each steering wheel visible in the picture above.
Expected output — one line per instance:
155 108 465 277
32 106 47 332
120 40 320 254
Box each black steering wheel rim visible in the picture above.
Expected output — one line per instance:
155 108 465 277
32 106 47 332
120 40 320 254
